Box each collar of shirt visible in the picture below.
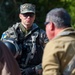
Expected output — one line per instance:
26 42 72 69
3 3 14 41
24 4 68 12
19 23 31 34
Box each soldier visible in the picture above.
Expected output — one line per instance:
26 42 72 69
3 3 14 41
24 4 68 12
42 8 75 75
0 40 21 75
1 3 48 75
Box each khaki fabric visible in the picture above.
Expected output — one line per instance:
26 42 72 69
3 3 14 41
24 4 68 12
0 40 21 75
42 28 75 75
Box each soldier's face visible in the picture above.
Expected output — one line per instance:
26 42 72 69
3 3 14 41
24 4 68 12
19 13 35 29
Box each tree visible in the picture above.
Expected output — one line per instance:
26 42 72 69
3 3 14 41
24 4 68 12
0 0 75 36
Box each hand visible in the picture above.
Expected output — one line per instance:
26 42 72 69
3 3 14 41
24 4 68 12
24 67 35 75
35 64 42 75
36 69 42 75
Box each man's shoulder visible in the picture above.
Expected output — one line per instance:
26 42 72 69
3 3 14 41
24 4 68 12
13 22 21 29
5 22 20 32
1 22 21 39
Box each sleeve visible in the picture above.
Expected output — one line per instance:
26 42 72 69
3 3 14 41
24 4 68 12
34 64 42 75
1 32 9 40
22 67 35 75
24 64 42 75
1 26 18 40
42 42 61 75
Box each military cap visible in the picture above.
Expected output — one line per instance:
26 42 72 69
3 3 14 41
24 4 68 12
20 3 35 14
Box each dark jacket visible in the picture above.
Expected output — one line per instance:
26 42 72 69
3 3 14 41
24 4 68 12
1 22 48 75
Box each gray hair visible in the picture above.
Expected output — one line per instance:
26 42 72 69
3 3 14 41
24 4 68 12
46 8 71 28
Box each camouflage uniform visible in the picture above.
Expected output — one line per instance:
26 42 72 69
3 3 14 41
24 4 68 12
1 22 48 75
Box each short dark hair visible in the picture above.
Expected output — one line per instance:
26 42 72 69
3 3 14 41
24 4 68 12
46 8 71 28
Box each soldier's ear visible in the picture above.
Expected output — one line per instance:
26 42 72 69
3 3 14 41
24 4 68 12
19 14 21 19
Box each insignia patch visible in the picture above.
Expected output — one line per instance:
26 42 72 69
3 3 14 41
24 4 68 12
1 33 7 39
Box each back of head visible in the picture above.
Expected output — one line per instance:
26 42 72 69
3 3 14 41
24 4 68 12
46 8 71 28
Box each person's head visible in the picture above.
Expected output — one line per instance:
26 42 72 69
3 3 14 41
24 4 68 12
19 3 35 29
44 8 71 40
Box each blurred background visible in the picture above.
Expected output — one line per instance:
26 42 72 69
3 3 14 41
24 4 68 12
0 0 75 37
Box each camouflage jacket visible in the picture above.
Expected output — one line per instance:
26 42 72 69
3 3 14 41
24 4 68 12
1 22 48 75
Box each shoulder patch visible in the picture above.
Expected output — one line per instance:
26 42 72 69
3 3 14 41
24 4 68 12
1 33 7 39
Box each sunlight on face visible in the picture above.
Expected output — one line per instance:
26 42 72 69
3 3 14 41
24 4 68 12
46 23 54 40
46 24 51 40
19 13 35 29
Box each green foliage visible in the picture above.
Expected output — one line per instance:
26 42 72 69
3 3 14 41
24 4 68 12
0 0 75 37
68 1 75 28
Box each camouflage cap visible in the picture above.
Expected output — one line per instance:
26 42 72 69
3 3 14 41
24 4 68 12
20 3 35 14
